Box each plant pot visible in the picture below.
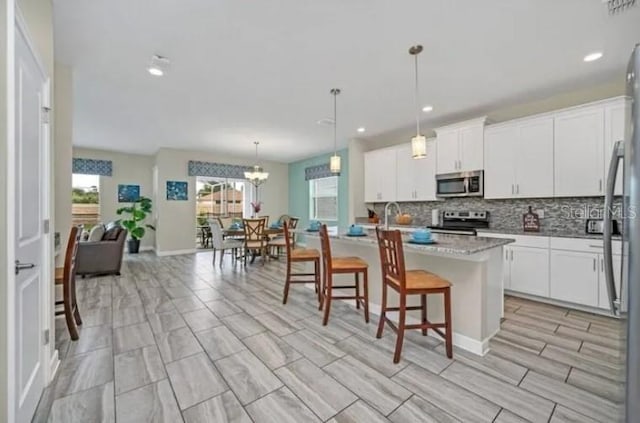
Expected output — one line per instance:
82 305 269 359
127 239 141 254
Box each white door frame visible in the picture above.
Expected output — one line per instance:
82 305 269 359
6 8 54 423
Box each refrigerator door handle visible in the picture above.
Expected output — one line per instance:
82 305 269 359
603 140 624 316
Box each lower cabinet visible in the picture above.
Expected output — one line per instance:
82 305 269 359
598 254 622 310
550 250 600 307
504 246 550 297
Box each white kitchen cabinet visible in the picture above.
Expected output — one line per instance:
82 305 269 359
484 125 516 199
435 118 486 174
598 253 622 310
554 106 605 197
484 117 553 199
604 99 627 196
550 250 600 307
364 148 396 202
507 246 550 297
396 140 437 202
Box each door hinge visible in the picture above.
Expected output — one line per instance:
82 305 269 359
41 107 51 124
43 329 50 345
44 219 50 234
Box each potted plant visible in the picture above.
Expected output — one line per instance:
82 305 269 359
116 196 156 254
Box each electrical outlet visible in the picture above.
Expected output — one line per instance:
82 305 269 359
536 209 545 219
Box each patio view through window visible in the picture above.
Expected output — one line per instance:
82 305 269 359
309 176 338 221
196 177 246 223
71 173 100 229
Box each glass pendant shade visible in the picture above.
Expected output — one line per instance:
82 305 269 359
245 141 269 186
411 135 427 159
330 154 341 173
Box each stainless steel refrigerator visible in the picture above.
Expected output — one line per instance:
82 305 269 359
604 43 640 423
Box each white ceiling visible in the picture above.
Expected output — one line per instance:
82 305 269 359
53 0 640 163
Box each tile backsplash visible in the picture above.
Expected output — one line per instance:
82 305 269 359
369 197 623 236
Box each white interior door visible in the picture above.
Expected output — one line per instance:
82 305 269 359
14 24 47 423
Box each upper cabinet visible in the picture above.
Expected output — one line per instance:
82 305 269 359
364 147 397 203
484 116 554 199
396 140 437 202
554 105 605 197
435 118 486 174
604 98 628 196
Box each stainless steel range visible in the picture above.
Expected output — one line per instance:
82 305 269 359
428 210 490 235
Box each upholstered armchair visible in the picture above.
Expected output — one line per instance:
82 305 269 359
76 223 128 276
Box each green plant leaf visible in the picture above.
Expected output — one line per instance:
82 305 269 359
145 224 156 231
131 227 145 240
121 220 136 231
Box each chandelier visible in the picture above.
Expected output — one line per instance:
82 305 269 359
244 141 269 186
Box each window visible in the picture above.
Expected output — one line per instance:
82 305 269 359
72 174 100 229
309 176 338 221
196 177 247 222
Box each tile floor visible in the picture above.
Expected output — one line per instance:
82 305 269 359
34 251 626 422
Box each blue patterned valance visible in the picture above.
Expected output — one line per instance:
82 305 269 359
305 163 339 180
72 158 112 176
188 160 253 179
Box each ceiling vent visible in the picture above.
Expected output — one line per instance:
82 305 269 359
603 0 636 14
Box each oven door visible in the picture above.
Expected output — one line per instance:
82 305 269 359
436 174 468 197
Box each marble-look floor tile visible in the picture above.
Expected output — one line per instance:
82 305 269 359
80 307 112 328
172 295 206 313
255 312 301 337
500 320 582 351
205 299 243 318
243 331 301 370
556 325 624 347
115 379 183 423
490 339 571 381
282 329 345 367
549 405 601 423
520 371 622 422
112 293 143 310
155 326 203 363
221 313 267 339
234 298 270 316
495 409 535 423
48 382 114 423
300 316 354 344
112 305 146 329
51 347 113 399
245 387 321 423
114 345 166 395
275 358 357 421
440 361 554 422
194 288 224 302
580 341 625 364
195 326 246 361
493 329 546 354
336 335 409 377
113 322 155 354
215 350 283 405
183 391 252 423
166 352 228 410
328 400 391 423
67 325 112 356
142 295 176 314
392 364 500 422
567 367 625 403
503 312 559 333
182 308 221 332
388 395 459 423
540 344 624 382
325 355 411 416
147 310 187 334
514 308 590 331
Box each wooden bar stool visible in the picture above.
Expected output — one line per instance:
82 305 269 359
375 227 453 363
55 226 83 340
319 224 369 326
281 222 322 305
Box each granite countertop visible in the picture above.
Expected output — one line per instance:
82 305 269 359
300 229 514 256
476 228 622 240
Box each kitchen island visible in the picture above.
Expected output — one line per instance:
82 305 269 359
303 228 514 355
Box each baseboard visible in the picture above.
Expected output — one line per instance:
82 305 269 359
49 350 60 382
139 246 155 252
155 248 196 257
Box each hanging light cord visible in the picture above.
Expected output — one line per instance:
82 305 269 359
333 91 337 154
414 52 420 137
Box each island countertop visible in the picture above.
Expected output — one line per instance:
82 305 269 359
300 228 514 256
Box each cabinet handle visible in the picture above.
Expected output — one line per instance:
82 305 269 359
601 257 604 272
599 179 603 192
593 258 597 272
510 250 514 261
511 184 514 195
516 184 520 194
505 250 508 260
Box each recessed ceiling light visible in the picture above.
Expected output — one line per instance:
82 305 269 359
147 54 170 76
422 105 434 112
583 52 603 62
357 127 366 133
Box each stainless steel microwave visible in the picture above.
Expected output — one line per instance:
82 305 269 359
436 170 484 198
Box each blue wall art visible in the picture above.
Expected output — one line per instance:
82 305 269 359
166 181 188 201
117 184 140 203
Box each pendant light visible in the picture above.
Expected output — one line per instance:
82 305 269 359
409 45 427 159
244 141 269 186
329 88 341 174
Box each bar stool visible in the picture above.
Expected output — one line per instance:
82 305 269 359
319 224 369 326
55 226 83 340
375 227 453 363
281 222 322 305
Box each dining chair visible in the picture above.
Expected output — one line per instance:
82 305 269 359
242 218 269 265
55 225 83 340
318 224 369 326
287 217 300 247
375 227 453 363
258 215 270 226
281 222 321 305
210 221 243 267
218 216 234 229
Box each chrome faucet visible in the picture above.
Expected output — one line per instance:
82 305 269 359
384 202 402 229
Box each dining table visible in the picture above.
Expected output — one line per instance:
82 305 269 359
222 226 285 263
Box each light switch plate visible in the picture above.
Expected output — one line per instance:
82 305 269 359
536 209 545 219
